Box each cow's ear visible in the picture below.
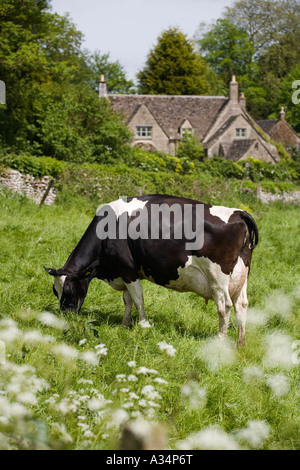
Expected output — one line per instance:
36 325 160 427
75 268 92 280
44 266 58 276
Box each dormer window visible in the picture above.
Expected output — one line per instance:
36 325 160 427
236 128 246 138
136 126 152 138
180 118 194 139
181 127 194 138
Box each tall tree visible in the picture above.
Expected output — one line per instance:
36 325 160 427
275 64 300 133
196 19 254 85
137 28 215 95
223 0 300 57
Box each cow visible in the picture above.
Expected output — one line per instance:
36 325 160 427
44 195 259 346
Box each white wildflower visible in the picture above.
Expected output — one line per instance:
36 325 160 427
136 367 158 375
127 360 136 368
138 399 148 408
198 337 236 371
157 341 177 357
264 290 292 320
52 344 79 360
138 319 152 328
242 366 264 384
107 408 129 428
145 408 157 419
154 378 168 385
141 385 161 401
122 401 134 409
236 420 270 448
80 350 99 365
17 391 38 405
83 430 95 439
0 318 21 343
51 423 73 443
127 374 138 382
79 339 87 346
263 332 294 369
266 374 290 397
39 311 69 330
177 425 240 450
94 343 108 356
246 307 268 327
23 330 56 344
181 381 207 409
116 374 127 382
78 379 93 385
87 396 108 411
78 422 89 431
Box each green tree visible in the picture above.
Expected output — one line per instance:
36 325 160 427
196 19 254 85
137 28 214 95
0 0 133 161
223 0 300 57
30 83 132 163
88 51 136 94
275 64 300 133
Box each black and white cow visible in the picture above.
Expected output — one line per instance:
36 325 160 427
44 195 259 345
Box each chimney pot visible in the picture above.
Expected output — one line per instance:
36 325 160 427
279 106 286 121
229 75 239 101
239 92 246 111
99 75 107 98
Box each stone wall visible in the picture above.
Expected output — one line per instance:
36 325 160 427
0 169 56 205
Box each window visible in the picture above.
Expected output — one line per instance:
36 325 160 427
236 128 247 138
136 126 152 138
180 127 194 138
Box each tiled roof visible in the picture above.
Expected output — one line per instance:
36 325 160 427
224 139 254 161
109 95 228 140
257 120 279 135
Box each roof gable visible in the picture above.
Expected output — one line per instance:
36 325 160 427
109 95 228 141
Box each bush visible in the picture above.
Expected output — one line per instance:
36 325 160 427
128 148 195 174
0 154 66 178
198 157 246 179
176 134 205 161
245 158 300 182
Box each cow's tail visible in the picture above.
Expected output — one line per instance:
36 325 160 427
239 211 259 250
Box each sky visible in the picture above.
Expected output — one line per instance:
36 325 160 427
51 0 234 82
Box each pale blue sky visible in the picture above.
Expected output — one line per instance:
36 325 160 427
51 0 234 81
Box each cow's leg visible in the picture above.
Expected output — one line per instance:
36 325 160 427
233 282 248 347
124 280 146 322
214 290 233 341
122 290 133 326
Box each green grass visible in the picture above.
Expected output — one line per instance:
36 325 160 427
0 189 299 450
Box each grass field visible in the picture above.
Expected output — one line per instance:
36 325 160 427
0 188 299 450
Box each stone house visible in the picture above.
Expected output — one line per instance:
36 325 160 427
257 108 300 151
99 75 298 162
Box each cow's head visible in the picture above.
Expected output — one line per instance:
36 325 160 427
44 266 92 312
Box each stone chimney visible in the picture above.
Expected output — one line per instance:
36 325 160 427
229 75 239 102
99 75 107 98
279 106 286 121
239 92 246 111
